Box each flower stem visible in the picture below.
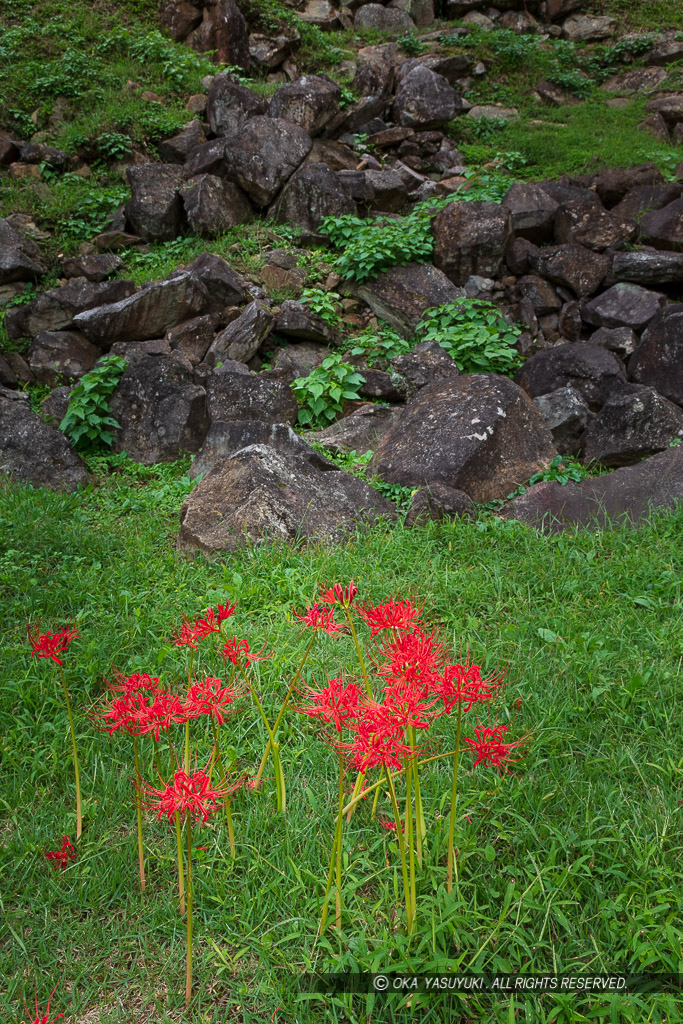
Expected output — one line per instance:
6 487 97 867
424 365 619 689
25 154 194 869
133 735 146 893
254 634 315 786
175 811 186 916
385 766 413 934
335 749 344 930
212 722 235 857
58 664 81 841
409 726 425 868
185 816 193 1008
343 606 371 697
320 757 345 935
405 758 416 924
447 701 463 895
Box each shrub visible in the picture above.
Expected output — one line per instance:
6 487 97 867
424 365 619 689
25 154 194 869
300 288 342 326
59 354 128 450
347 322 411 366
319 210 435 283
292 353 365 428
415 300 523 375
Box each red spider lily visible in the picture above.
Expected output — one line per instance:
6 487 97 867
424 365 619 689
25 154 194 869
356 599 422 637
137 691 189 740
319 580 358 607
464 724 527 773
430 662 504 715
349 728 417 773
220 637 270 667
109 670 160 696
375 628 447 693
141 768 244 824
45 836 76 871
27 623 79 667
364 685 441 733
293 677 362 733
379 816 405 833
183 676 244 726
293 603 346 635
23 984 63 1024
171 603 238 648
92 689 156 737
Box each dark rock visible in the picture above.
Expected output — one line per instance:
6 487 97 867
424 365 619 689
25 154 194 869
582 384 683 467
611 249 683 287
28 331 101 385
396 54 475 85
639 199 683 252
187 0 250 68
505 237 540 276
404 482 473 527
59 253 123 282
590 163 665 207
206 370 298 425
611 183 682 222
73 272 209 348
190 420 303 479
628 306 683 406
184 139 230 179
645 94 683 126
529 244 610 298
639 113 671 143
581 283 666 332
206 74 268 136
502 182 558 242
1 350 33 384
19 141 70 167
433 201 512 286
0 219 46 285
358 367 405 402
270 162 356 231
181 174 253 236
532 385 590 456
369 373 557 501
158 120 206 164
109 354 209 463
223 116 312 206
354 4 414 34
554 192 637 251
160 0 202 41
275 300 339 344
166 314 220 365
389 339 460 398
124 164 185 241
337 170 375 203
589 326 638 359
203 301 274 368
515 341 628 411
388 0 434 28
180 253 248 314
179 439 396 551
349 262 465 337
249 32 296 71
646 37 683 66
365 169 408 212
392 66 461 130
267 75 341 135
0 354 17 387
562 13 616 42
9 278 136 339
0 386 90 491
517 275 562 316
307 403 402 455
270 341 331 382
0 132 21 166
307 138 359 171
40 385 74 428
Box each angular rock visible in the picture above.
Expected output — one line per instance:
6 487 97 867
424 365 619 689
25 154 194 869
365 168 408 212
206 74 268 137
581 283 666 332
389 339 460 398
517 276 562 316
532 385 590 456
628 305 683 406
404 482 473 527
28 331 101 385
73 273 209 348
181 174 253 236
166 314 220 365
267 75 341 135
645 94 683 126
124 164 185 241
433 201 512 286
640 113 670 143
9 279 135 339
0 387 90 491
591 163 665 207
581 385 683 468
0 219 46 285
601 66 667 95
158 120 206 164
467 105 519 121
109 354 208 463
562 13 616 42
529 244 610 298
501 182 558 242
223 116 312 206
646 37 683 66
190 420 302 479
203 301 274 368
639 199 683 252
354 5 414 34
40 385 75 428
505 237 539 277
369 374 557 501
180 253 247 314
59 253 123 282
179 440 396 551
307 138 359 171
207 370 298 425
0 132 21 166
160 0 202 41
249 33 295 71
275 300 339 344
184 139 230 179
589 326 638 359
392 66 461 130
270 162 356 231
388 0 434 28
187 0 250 68
612 183 683 223
611 249 683 287
515 342 628 411
554 193 637 251
357 367 405 402
349 262 465 338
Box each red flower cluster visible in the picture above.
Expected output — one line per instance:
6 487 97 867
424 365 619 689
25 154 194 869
141 768 243 824
221 637 269 666
294 677 362 733
184 676 243 726
319 580 358 607
171 603 237 648
293 603 346 635
464 724 526 774
28 623 79 666
356 599 422 637
45 836 76 870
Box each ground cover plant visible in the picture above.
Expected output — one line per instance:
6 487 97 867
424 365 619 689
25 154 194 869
1 454 682 1023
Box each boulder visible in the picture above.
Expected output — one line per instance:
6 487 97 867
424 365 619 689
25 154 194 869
59 254 123 282
389 339 460 398
190 420 303 479
184 139 231 179
187 0 250 68
207 370 298 425
532 385 590 456
628 306 683 406
387 0 434 28
644 94 683 127
349 262 465 337
514 342 628 411
582 385 683 468
646 37 683 66
589 326 638 360
270 341 331 382
181 174 253 236
501 445 683 532
73 273 210 348
180 253 248 314
157 120 206 164
601 67 667 96
160 0 202 41
611 250 683 287
581 283 666 332
109 354 209 463
467 105 519 121
0 387 90 491
517 276 562 316
203 301 274 368
370 374 558 501
391 66 461 130
529 244 610 298
554 193 637 251
354 5 414 34
364 169 408 212
28 331 101 385
179 440 396 552
562 13 617 41
612 183 683 223
223 116 312 206
0 219 46 284
275 300 339 344
124 164 185 241
501 182 558 242
269 162 356 231
40 385 74 428
6 278 135 339
639 113 670 143
249 33 296 71
166 314 220 365
307 403 403 455
206 74 268 137
590 164 665 208
433 201 512 286
267 75 341 135
639 199 683 252
404 482 474 527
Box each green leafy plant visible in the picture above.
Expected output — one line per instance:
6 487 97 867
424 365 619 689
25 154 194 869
415 300 523 375
347 322 412 366
527 454 593 487
300 288 341 326
59 354 128 450
397 32 425 56
292 353 365 428
319 209 434 283
96 131 133 160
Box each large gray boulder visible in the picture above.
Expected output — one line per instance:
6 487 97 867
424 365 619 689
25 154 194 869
223 116 312 206
307 404 403 455
73 273 210 348
611 250 683 287
0 387 90 491
391 66 462 130
203 302 274 368
275 301 339 345
109 354 209 463
628 306 683 406
350 262 465 337
582 385 683 467
180 253 248 314
389 340 461 398
529 244 610 298
354 4 414 34
369 374 558 501
532 385 590 456
179 440 396 552
206 370 298 425
639 199 683 252
433 201 512 286
28 331 101 385
181 174 253 236
124 165 185 241
515 342 628 411
191 421 303 480
158 119 206 164
269 162 356 232
267 75 341 136
581 283 666 332
501 182 558 243
0 219 46 284
554 192 636 251
206 74 268 136
5 278 135 339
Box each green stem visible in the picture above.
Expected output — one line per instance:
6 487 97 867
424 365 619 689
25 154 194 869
184 719 190 775
343 607 372 697
212 722 235 857
447 701 464 896
345 770 365 824
341 749 460 818
320 755 345 935
58 665 81 841
185 816 193 1008
335 749 344 930
175 811 186 916
254 634 315 786
405 757 416 926
272 741 286 814
133 735 146 893
385 766 413 934
410 726 425 868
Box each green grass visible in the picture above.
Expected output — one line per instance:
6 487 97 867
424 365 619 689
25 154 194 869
1 456 682 1023
591 0 683 31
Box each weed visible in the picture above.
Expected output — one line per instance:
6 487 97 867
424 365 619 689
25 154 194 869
415 300 523 376
347 322 412 367
300 288 342 326
292 353 365 428
397 32 425 56
59 354 128 450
